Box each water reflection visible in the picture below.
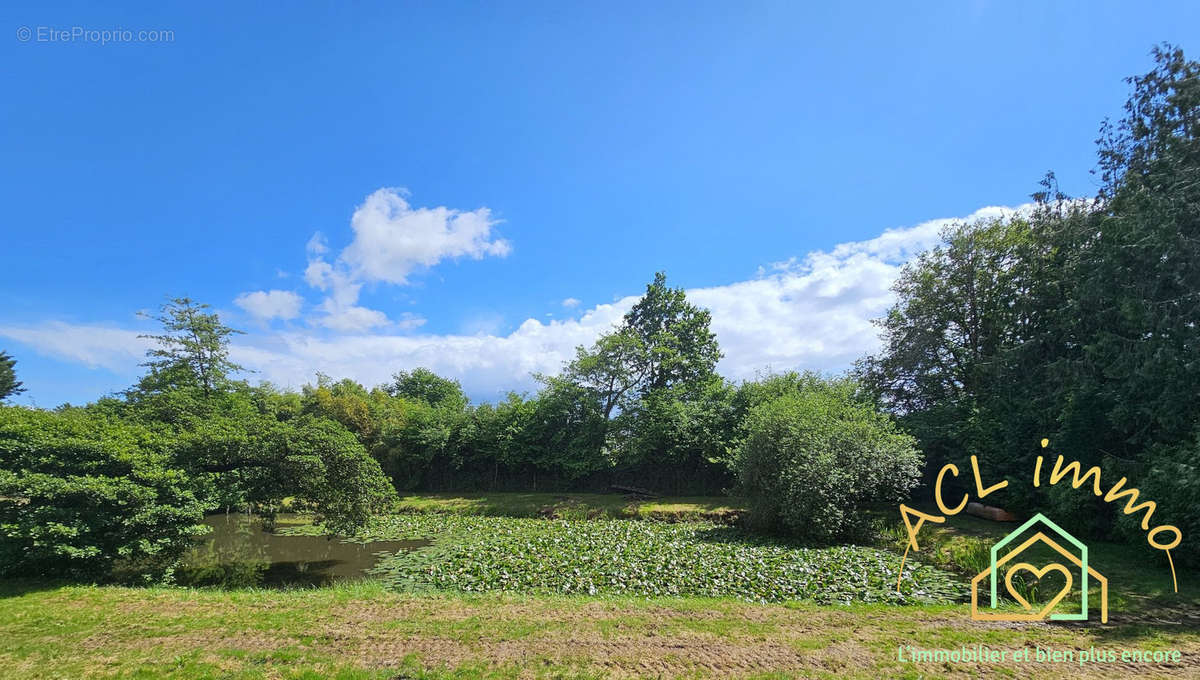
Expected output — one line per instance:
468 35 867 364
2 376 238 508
178 513 429 588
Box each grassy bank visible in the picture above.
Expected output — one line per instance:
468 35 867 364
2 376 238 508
2 582 1197 679
878 506 1200 614
394 492 746 522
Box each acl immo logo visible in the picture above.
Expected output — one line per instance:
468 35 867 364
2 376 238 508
896 440 1182 623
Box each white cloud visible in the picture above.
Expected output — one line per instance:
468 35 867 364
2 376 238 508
0 322 150 372
393 313 427 331
316 303 390 333
234 290 303 322
225 302 629 397
338 188 510 285
306 232 328 255
1 203 1034 402
304 258 388 331
298 188 510 332
561 297 581 308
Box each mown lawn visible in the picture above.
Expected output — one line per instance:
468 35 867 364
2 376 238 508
2 494 1197 679
2 581 1198 679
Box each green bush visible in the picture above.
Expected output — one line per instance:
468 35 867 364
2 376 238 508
287 417 398 533
0 406 207 579
733 378 923 543
173 412 397 534
1118 434 1199 567
370 397 459 490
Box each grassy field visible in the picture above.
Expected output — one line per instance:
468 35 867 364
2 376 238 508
393 492 746 522
3 582 1197 679
2 493 1197 679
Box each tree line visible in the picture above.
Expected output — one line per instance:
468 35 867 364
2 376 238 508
858 45 1199 565
1 271 920 579
0 45 1196 579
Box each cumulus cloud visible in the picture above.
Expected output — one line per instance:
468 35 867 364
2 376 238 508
303 258 388 331
561 297 581 308
234 290 303 322
224 302 629 397
339 188 510 285
0 203 1034 402
316 303 390 333
299 188 510 332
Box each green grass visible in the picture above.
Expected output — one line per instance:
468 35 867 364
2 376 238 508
876 506 1200 616
393 492 745 522
314 514 964 604
1 581 1195 679
3 497 1197 678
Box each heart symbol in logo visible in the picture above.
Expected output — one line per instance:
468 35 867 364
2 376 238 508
1004 562 1073 618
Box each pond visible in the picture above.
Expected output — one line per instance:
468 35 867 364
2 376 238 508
177 512 430 588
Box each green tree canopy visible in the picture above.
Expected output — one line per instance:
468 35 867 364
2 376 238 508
390 367 468 410
0 351 24 401
563 271 724 422
857 46 1200 553
560 328 646 422
623 272 723 397
0 406 207 579
135 297 247 399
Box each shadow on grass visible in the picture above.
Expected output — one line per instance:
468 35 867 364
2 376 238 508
0 578 76 599
1054 612 1200 641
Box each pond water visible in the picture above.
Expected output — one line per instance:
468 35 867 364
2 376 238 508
178 512 430 588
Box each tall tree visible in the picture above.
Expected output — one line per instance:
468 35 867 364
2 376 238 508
559 273 728 488
560 329 646 422
564 272 723 422
1063 44 1200 457
0 351 23 401
857 216 1047 484
622 272 723 397
859 46 1200 545
136 297 247 397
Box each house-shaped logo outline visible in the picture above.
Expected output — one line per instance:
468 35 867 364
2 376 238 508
969 513 1108 622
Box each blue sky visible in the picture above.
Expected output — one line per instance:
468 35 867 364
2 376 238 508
2 1 1197 406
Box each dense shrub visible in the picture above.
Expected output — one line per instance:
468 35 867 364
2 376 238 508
370 396 463 490
733 378 922 543
0 406 207 579
173 412 397 533
624 381 736 468
521 380 609 481
281 417 398 533
1119 434 1199 567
